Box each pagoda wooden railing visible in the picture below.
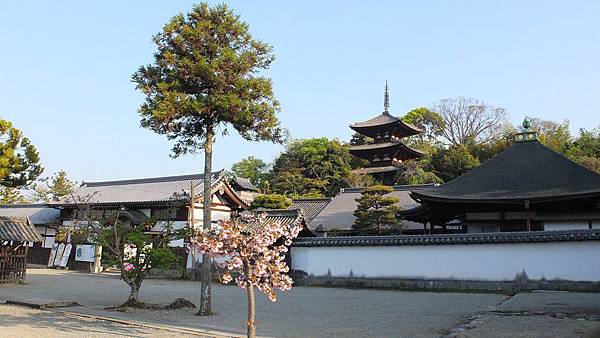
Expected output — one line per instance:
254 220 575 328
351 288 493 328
0 241 29 284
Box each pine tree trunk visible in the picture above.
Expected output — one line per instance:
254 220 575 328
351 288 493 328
247 285 256 338
198 126 214 316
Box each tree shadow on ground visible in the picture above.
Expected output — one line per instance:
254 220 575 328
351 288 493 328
0 304 158 337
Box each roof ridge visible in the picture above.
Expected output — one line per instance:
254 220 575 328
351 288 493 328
83 171 222 187
342 183 438 193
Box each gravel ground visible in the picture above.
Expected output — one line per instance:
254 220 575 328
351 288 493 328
0 304 201 337
1 270 599 337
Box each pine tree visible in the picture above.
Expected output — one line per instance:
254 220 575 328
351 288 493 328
353 185 401 230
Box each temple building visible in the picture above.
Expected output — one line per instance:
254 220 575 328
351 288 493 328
402 118 600 233
349 82 424 182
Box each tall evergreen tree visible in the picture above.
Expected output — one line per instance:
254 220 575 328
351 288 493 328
132 3 282 315
33 170 76 202
0 117 43 188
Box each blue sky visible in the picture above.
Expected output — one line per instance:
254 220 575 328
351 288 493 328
1 1 599 182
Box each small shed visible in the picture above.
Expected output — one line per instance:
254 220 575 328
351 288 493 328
0 216 42 283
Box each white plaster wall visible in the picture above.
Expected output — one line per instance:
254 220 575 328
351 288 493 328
544 221 590 231
291 241 600 282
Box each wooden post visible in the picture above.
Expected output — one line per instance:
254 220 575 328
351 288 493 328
93 245 102 273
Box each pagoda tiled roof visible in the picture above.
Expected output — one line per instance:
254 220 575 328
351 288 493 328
411 140 600 203
349 141 424 159
350 113 422 135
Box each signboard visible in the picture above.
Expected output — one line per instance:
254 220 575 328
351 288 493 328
75 245 96 262
53 243 65 267
59 243 72 267
48 243 59 267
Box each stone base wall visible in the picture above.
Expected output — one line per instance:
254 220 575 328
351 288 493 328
293 271 600 294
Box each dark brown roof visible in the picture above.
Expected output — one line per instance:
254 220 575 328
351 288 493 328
0 216 43 242
349 141 424 160
292 229 600 247
350 114 422 138
412 140 600 203
289 199 331 223
350 114 421 131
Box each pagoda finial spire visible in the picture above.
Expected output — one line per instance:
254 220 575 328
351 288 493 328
383 80 390 114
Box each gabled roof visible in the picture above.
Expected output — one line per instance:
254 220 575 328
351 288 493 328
231 176 259 191
412 140 600 203
242 209 305 233
289 198 331 223
308 184 436 231
0 205 60 225
0 216 43 242
58 171 248 208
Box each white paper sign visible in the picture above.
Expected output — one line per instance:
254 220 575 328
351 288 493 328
59 243 72 267
48 243 59 267
75 245 96 262
53 243 65 267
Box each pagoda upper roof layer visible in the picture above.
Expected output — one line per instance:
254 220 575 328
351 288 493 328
349 141 424 160
411 140 600 203
350 113 422 138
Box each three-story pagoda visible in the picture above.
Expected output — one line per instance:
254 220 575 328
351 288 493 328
349 82 424 178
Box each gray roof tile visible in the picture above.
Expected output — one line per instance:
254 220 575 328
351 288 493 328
308 184 436 231
293 229 600 247
59 172 224 205
0 205 60 225
0 216 43 242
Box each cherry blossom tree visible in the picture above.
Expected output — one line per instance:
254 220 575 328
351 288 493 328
195 214 301 338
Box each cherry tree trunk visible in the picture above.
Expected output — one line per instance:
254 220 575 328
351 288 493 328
198 127 214 316
247 285 256 338
128 284 140 302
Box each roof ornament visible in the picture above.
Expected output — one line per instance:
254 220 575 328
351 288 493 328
514 116 538 143
383 80 390 114
522 117 532 132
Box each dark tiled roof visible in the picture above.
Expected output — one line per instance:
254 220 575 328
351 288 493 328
350 114 421 133
292 229 600 247
0 216 43 242
243 209 304 233
58 171 225 205
231 177 259 191
289 198 331 223
308 184 436 231
0 205 60 224
412 140 600 202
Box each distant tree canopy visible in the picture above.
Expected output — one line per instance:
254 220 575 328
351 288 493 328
269 138 352 197
0 187 28 204
230 99 599 197
434 97 507 146
0 117 43 189
401 107 445 148
33 170 77 202
231 156 269 190
565 127 600 173
250 194 291 210
353 185 401 230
